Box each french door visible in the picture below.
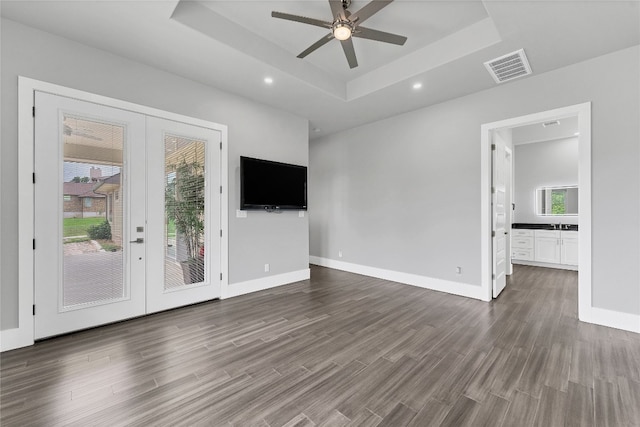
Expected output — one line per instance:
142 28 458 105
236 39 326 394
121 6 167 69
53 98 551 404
34 92 221 339
146 117 221 313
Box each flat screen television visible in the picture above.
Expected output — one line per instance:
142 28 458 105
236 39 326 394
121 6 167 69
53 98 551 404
240 156 307 210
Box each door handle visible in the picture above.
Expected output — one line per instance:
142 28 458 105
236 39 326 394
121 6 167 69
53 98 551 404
129 238 144 244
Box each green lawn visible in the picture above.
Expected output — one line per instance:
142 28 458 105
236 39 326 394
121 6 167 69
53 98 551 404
167 218 176 238
63 217 106 237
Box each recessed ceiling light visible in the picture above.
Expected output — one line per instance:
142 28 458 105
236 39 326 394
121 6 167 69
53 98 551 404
412 82 423 90
574 132 580 136
264 77 274 85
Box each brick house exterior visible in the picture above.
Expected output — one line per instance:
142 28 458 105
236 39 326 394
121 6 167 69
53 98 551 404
63 182 106 219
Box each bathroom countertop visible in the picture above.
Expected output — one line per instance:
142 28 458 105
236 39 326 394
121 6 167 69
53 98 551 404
512 223 578 231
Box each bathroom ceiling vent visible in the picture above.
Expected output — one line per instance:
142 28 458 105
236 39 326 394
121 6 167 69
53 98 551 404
484 49 532 84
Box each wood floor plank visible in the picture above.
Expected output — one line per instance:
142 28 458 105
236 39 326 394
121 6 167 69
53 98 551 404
533 386 568 426
317 410 350 427
261 360 367 426
399 352 464 413
462 346 509 402
345 409 383 427
566 381 595 427
516 345 549 398
594 378 626 427
569 340 594 387
432 349 489 405
282 413 316 427
468 393 510 427
1 265 637 427
543 342 572 392
501 390 539 427
336 355 423 420
439 395 481 427
376 402 417 427
617 376 640 425
489 346 529 401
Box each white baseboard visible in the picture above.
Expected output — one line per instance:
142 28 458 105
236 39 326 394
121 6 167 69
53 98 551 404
221 268 311 299
582 306 640 334
512 260 578 271
1 327 34 352
309 256 486 301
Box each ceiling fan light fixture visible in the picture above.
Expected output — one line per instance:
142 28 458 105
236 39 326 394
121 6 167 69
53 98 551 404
333 21 353 40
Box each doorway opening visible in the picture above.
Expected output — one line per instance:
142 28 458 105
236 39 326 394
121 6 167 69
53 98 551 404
480 103 592 323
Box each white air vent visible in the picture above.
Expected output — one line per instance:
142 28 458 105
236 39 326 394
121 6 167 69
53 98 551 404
484 49 532 84
542 120 560 127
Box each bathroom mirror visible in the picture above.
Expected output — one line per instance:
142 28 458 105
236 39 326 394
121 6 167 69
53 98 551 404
536 186 578 215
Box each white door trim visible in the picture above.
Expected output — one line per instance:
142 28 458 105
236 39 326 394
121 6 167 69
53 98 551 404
3 76 228 352
480 102 592 320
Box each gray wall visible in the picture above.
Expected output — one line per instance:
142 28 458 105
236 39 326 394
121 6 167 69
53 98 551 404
513 138 579 224
310 45 640 316
1 19 309 330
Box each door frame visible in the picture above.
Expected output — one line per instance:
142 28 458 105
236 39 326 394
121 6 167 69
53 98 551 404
480 102 591 322
7 76 228 351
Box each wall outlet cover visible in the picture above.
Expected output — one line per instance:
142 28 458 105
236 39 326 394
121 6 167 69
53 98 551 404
236 209 247 218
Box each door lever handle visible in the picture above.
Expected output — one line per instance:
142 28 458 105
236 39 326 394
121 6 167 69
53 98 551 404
129 238 144 244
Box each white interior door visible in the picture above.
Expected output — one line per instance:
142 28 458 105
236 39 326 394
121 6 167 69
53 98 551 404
34 92 147 339
146 117 221 313
505 146 513 276
492 131 508 298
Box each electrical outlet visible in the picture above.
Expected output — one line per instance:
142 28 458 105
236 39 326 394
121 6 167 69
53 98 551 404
298 211 305 218
264 263 270 272
236 210 247 218
456 266 462 275
338 251 343 258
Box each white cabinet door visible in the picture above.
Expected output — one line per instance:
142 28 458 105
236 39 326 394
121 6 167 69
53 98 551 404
561 231 579 265
535 237 561 263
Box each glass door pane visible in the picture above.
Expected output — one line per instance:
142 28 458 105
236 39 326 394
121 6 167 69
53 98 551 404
164 135 206 289
62 115 126 308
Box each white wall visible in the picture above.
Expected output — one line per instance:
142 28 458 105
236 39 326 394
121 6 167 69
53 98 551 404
1 19 309 331
513 138 579 224
310 45 640 317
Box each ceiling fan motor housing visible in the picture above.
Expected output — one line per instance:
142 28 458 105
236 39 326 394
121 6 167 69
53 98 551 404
333 20 355 40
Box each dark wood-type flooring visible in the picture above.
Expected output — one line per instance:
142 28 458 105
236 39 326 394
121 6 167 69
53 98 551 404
2 265 640 426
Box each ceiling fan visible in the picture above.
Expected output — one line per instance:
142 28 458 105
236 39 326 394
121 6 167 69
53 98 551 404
271 0 407 69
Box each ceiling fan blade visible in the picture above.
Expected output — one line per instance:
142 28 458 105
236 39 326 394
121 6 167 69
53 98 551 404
271 11 332 29
353 26 407 45
349 0 393 25
340 38 358 69
328 0 346 20
297 34 335 59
